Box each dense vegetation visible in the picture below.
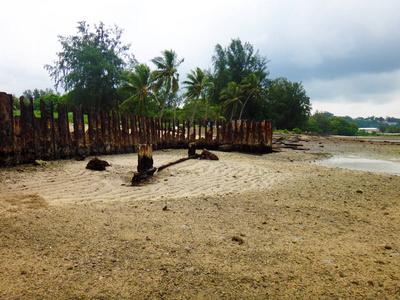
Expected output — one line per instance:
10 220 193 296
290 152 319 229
306 111 400 135
12 22 398 136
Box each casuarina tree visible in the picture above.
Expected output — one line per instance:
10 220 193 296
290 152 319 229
45 21 131 110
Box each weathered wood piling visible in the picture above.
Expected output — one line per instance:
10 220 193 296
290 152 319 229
0 92 273 167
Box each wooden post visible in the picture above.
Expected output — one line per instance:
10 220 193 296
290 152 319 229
132 143 156 185
137 144 154 174
188 142 196 157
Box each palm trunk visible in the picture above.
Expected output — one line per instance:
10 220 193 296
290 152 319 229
190 97 199 127
229 105 234 122
238 95 251 120
159 93 168 124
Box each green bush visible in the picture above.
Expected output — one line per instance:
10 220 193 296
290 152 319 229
292 127 302 134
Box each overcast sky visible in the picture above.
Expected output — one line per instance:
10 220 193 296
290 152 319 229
1 0 399 118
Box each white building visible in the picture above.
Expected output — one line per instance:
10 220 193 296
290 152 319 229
358 127 379 133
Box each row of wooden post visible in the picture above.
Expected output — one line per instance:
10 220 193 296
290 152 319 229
0 92 273 167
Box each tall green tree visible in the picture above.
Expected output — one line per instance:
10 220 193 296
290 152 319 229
45 21 130 110
183 67 214 126
239 73 266 120
220 82 243 121
118 64 155 116
151 50 184 121
211 39 269 105
267 77 311 130
329 117 358 136
307 111 332 134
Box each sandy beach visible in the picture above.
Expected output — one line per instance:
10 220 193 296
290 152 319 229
1 135 399 299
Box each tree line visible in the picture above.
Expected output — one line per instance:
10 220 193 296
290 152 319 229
24 21 308 130
13 22 397 136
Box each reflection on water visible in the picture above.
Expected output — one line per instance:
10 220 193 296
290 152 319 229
315 157 400 175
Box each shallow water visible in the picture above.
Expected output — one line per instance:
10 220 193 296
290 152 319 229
315 156 400 175
359 138 400 143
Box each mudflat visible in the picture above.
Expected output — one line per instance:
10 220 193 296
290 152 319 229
1 135 399 299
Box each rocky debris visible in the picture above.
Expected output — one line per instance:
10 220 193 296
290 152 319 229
232 236 244 245
34 160 49 166
200 149 219 160
86 157 110 171
273 135 310 151
219 144 232 152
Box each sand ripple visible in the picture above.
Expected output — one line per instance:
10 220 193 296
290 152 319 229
1 150 285 204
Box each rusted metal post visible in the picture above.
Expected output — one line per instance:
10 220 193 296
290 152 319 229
227 121 232 144
58 103 71 158
172 118 176 144
50 100 57 159
146 116 151 145
72 105 86 157
39 99 52 159
151 117 157 146
181 120 186 142
233 120 238 144
215 120 219 143
20 96 37 162
198 120 202 140
186 120 190 141
176 119 180 143
121 114 129 152
0 93 14 166
87 106 96 155
209 121 214 144
167 119 171 142
239 120 244 145
266 120 273 147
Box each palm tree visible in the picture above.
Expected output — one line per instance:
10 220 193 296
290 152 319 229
220 82 243 121
211 104 226 122
183 67 214 127
118 64 155 116
238 73 266 120
151 50 184 122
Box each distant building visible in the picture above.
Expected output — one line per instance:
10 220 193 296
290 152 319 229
358 127 379 133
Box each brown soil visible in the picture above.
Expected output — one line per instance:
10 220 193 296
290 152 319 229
1 135 399 299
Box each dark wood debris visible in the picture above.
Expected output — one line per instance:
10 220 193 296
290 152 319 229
86 157 110 171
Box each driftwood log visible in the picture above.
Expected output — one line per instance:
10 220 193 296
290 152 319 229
131 143 219 185
272 135 310 151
